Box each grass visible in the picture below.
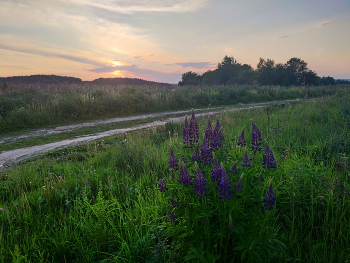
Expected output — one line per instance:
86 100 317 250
0 88 350 262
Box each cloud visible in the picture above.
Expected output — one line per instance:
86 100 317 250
167 62 216 69
0 44 105 67
195 45 209 49
78 0 209 14
321 21 332 26
278 35 288 39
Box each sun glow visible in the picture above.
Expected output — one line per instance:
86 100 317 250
112 70 121 76
112 61 123 66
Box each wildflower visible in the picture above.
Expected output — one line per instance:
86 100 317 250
210 119 224 148
169 147 179 170
234 176 243 191
169 198 178 208
201 136 212 165
211 155 221 182
229 161 238 173
189 109 199 145
242 150 250 167
263 143 277 168
191 144 200 162
262 182 276 212
218 165 231 200
157 178 168 192
237 127 246 146
251 120 262 153
167 209 176 222
205 119 213 143
182 116 190 147
195 163 207 197
178 163 193 186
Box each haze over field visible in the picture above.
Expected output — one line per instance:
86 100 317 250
1 0 350 83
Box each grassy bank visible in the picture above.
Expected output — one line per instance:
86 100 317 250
0 90 349 262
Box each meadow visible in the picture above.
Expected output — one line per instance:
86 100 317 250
0 82 345 133
0 84 350 262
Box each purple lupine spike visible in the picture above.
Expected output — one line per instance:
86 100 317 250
189 109 199 145
201 136 212 165
234 176 243 191
157 178 168 192
262 182 276 212
195 163 207 198
183 116 190 147
205 119 213 143
229 161 238 173
191 144 200 162
211 119 224 148
169 147 179 170
263 143 277 168
167 209 176 222
178 163 193 186
238 127 246 146
211 155 221 182
169 198 178 208
218 164 231 200
251 120 262 153
242 150 251 167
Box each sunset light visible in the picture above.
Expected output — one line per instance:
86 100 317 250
112 61 123 66
0 0 349 83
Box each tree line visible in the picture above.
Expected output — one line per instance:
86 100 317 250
179 56 348 86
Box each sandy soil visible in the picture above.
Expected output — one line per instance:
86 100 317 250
0 99 300 169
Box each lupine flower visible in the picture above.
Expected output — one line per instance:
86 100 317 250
229 161 237 174
178 163 193 186
191 144 200 162
201 136 212 165
205 119 213 143
169 198 178 208
218 165 231 200
195 163 207 197
262 182 276 212
237 127 246 146
169 148 179 170
251 120 262 153
234 176 243 191
157 178 168 192
167 209 176 222
263 143 277 168
182 116 190 147
242 150 251 167
189 109 199 145
211 119 224 148
211 155 221 182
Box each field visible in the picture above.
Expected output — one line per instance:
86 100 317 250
0 84 350 262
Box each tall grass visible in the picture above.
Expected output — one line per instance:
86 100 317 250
1 83 349 133
0 91 349 262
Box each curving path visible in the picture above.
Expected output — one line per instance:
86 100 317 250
0 99 301 169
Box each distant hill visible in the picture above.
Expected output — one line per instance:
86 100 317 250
0 74 82 85
0 75 174 87
88 77 173 87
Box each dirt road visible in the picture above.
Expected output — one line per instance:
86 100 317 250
0 99 300 169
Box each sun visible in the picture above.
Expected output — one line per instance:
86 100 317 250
111 61 123 66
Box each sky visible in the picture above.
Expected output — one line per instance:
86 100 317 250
1 0 350 84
